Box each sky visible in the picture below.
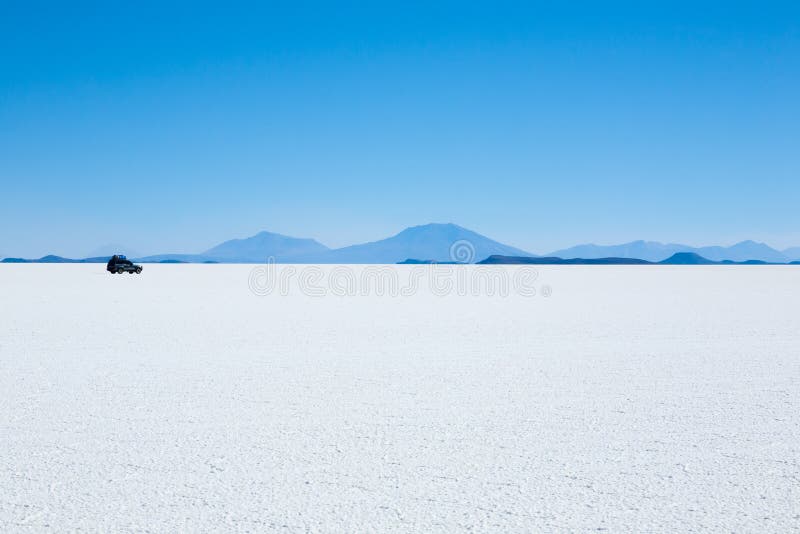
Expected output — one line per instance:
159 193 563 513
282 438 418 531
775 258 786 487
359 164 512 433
1 1 799 258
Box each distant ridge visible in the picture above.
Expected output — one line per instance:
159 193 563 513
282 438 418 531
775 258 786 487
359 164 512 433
397 259 458 265
5 227 800 265
784 247 800 261
478 256 651 265
202 231 329 262
288 223 532 264
478 252 791 265
548 241 687 262
9 251 789 265
1 255 110 264
136 231 329 263
5 224 528 264
135 254 213 263
549 240 790 263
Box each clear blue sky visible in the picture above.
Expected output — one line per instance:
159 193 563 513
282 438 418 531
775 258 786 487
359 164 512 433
1 1 798 258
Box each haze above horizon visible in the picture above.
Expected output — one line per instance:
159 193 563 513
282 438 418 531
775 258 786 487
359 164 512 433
2 1 799 258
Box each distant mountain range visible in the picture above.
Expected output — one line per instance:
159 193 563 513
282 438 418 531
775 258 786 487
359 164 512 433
548 240 797 263
3 224 800 264
1 255 112 264
136 231 330 263
107 223 529 264
480 252 786 265
203 231 329 262
287 223 531 264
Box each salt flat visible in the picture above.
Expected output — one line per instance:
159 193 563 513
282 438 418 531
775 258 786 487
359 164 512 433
1 264 799 532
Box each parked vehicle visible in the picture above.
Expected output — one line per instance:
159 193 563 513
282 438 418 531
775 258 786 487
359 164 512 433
107 255 142 274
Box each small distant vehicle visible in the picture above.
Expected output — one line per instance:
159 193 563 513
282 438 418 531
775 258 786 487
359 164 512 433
107 255 143 274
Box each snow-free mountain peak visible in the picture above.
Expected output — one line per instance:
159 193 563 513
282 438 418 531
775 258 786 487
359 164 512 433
290 223 533 263
201 231 330 262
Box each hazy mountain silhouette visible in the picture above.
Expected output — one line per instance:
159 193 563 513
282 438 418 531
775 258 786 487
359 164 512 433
549 240 789 263
1 255 109 263
481 252 784 265
783 247 800 261
201 231 329 262
479 255 650 265
290 223 532 264
694 240 788 262
135 231 329 263
547 241 684 262
135 253 215 263
8 228 799 265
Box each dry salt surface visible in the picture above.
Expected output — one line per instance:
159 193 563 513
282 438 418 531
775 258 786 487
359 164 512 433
1 264 799 533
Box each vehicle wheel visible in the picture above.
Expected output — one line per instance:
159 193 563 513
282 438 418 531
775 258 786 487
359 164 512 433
117 268 124 274
136 268 142 274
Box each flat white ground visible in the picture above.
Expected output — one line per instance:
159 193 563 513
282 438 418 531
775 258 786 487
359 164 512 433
1 264 798 532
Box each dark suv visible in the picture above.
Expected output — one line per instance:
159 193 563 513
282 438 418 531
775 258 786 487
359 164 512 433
107 255 143 274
